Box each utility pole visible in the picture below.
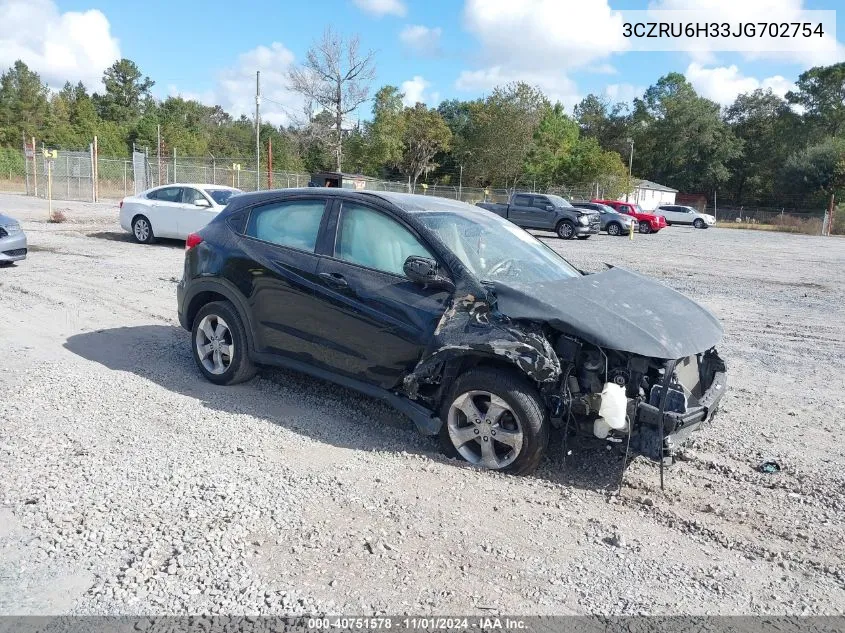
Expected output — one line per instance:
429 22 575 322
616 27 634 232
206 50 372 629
458 164 463 200
626 138 634 203
714 188 717 221
157 124 162 186
255 71 261 191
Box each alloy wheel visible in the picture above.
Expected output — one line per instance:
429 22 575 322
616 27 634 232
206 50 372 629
607 223 621 236
195 314 234 375
133 218 150 242
447 390 524 470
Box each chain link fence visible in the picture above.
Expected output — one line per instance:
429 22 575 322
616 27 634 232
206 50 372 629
15 147 839 234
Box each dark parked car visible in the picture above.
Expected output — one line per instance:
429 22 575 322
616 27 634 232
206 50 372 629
571 201 638 236
476 193 600 239
178 190 727 475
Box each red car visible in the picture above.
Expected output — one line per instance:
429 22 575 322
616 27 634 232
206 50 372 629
592 200 666 234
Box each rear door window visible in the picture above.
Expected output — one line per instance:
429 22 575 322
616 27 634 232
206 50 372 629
245 199 327 252
512 194 531 207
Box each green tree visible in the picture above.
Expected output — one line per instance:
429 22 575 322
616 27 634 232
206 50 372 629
462 82 549 189
781 137 845 199
786 62 845 138
574 94 631 156
724 89 797 204
631 73 742 193
524 103 580 187
399 103 451 190
0 60 50 145
369 85 405 173
95 59 155 124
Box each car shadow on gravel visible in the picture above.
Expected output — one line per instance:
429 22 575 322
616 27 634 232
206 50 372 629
86 231 185 248
64 324 628 492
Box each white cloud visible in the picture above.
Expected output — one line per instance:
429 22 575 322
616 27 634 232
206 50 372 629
216 43 302 127
647 0 844 65
685 63 795 106
455 66 581 109
399 25 443 57
457 0 627 107
352 0 406 17
604 83 645 104
169 43 302 127
401 76 432 106
0 0 120 90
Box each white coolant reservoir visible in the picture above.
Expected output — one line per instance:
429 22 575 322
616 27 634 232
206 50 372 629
593 382 628 438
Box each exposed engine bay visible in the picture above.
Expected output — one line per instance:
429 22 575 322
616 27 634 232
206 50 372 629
546 332 727 463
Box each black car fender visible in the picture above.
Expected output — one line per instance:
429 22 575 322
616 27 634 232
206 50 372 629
180 277 259 355
403 293 562 404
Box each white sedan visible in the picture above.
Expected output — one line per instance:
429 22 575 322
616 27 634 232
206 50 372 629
119 184 241 244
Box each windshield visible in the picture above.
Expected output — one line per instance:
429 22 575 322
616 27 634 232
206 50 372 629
543 194 574 209
207 189 240 205
418 210 581 284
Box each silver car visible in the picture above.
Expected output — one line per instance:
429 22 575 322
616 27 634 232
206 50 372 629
571 201 638 236
0 213 27 264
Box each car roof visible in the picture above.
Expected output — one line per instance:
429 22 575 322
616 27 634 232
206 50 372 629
225 188 485 216
150 183 238 190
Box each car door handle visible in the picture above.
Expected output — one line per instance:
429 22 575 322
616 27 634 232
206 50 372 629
319 272 349 289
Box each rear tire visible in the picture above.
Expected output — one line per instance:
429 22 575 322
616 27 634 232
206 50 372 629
191 301 256 385
606 222 622 236
439 367 549 475
556 221 575 240
132 215 156 244
639 222 652 234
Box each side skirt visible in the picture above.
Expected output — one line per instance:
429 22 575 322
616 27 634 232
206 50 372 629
250 351 441 436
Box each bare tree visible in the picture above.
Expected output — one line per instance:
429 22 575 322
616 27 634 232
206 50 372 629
289 28 376 171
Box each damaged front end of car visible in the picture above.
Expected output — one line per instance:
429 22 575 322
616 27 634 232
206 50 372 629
547 336 727 465
401 265 727 470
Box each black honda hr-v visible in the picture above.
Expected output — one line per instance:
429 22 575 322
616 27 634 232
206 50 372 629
178 189 726 475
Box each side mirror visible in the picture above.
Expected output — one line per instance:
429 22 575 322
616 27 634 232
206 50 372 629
403 256 454 291
544 204 554 211
194 198 211 207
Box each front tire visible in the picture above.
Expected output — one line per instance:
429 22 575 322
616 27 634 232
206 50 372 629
694 218 705 229
639 222 652 234
606 222 622 236
191 301 256 385
556 221 575 240
132 215 156 244
439 367 549 475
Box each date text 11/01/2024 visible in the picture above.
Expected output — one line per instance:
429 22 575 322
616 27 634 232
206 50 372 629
623 22 825 38
307 617 528 630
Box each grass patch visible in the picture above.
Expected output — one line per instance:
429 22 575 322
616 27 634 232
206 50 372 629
719 214 824 235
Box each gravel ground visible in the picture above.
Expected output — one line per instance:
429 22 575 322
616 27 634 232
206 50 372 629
1 192 844 616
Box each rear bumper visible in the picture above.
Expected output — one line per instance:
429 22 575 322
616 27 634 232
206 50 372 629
177 278 188 330
0 232 27 261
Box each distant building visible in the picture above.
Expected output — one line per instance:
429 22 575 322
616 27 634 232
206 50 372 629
631 179 678 211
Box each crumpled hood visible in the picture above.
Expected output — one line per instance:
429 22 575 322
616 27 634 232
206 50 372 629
492 266 723 359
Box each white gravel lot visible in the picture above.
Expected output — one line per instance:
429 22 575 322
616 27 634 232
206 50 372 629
0 192 844 616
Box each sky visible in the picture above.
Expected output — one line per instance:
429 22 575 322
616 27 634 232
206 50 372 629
1 0 843 126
